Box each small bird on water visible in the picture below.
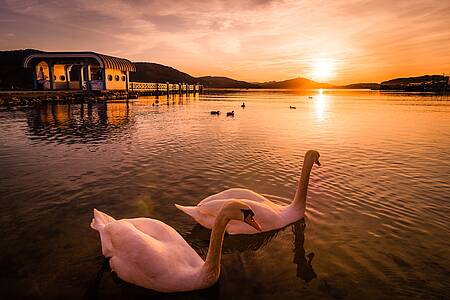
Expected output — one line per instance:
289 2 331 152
241 102 246 108
210 111 220 115
290 106 296 109
227 111 235 117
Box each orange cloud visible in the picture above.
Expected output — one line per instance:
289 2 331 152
1 0 449 84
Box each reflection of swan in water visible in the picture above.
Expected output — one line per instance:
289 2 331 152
186 223 281 256
84 256 221 300
186 219 317 283
292 219 317 282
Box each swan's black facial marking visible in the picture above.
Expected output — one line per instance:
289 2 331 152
241 208 261 231
241 209 254 219
314 153 321 166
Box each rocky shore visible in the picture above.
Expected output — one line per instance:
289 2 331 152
0 91 138 107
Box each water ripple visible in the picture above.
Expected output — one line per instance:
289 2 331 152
0 90 449 299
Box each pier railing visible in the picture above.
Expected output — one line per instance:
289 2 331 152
129 82 202 93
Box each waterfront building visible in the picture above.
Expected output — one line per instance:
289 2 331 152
23 51 136 91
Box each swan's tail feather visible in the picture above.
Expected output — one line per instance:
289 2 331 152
91 209 116 231
175 204 198 218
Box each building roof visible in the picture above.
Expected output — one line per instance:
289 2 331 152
23 51 136 72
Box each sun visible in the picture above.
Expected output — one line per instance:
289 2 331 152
311 59 335 81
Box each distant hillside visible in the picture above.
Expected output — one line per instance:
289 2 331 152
259 77 334 89
337 83 380 89
131 62 197 84
0 49 41 89
1 49 449 91
131 63 258 88
380 75 448 91
381 75 447 85
197 76 259 88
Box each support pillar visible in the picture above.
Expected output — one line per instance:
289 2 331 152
83 62 91 91
101 68 106 91
65 65 70 90
48 61 54 90
32 65 38 90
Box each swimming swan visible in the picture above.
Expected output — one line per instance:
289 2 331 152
175 150 320 235
90 201 261 292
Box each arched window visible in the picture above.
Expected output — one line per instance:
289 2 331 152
36 61 49 81
108 75 113 81
59 75 66 81
121 75 126 81
115 75 120 81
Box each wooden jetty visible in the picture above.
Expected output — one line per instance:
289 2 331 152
128 82 202 96
0 83 202 107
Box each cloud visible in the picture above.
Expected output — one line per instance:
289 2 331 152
0 0 449 83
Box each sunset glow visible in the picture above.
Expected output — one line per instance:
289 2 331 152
1 0 450 84
312 59 336 82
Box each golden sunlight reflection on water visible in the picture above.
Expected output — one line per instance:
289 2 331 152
0 89 449 299
314 88 327 121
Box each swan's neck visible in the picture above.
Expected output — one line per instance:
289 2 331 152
201 211 229 282
288 158 315 214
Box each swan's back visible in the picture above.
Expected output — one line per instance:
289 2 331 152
190 198 285 234
92 211 205 292
199 188 270 205
176 189 286 234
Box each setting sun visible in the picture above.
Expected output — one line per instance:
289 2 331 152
311 59 336 82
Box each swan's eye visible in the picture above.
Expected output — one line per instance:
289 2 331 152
241 209 254 219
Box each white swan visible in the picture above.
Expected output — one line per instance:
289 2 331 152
90 201 261 293
175 150 320 235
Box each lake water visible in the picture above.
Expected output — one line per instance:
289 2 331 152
0 89 449 299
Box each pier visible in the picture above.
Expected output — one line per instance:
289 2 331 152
129 82 202 95
0 50 202 106
0 82 202 106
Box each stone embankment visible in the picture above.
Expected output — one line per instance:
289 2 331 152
0 91 136 107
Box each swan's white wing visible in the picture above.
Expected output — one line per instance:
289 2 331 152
198 188 271 206
194 198 285 234
103 219 204 291
123 218 189 244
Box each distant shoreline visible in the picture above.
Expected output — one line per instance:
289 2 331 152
1 49 449 92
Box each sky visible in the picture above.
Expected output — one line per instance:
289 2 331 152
1 0 450 84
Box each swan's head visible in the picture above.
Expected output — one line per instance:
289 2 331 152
221 201 261 231
305 150 321 166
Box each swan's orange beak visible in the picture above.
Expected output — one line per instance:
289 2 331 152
245 215 262 231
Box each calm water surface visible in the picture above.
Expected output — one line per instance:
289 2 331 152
0 90 449 299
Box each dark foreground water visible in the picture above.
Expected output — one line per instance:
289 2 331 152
0 90 449 299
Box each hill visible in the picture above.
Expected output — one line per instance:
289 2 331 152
197 76 259 88
380 75 448 91
337 83 380 89
131 62 197 84
131 64 259 88
131 63 259 88
259 77 334 89
1 49 448 91
0 49 41 89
